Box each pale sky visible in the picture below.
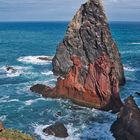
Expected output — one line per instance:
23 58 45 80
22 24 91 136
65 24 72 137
0 0 139 21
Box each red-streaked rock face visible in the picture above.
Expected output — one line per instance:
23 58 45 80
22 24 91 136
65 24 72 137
31 0 125 112
57 54 122 111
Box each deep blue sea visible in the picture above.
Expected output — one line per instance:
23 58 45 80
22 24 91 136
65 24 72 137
0 22 140 140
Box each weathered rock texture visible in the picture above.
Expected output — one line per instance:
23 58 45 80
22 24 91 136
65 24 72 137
111 96 140 140
43 122 68 138
31 0 125 112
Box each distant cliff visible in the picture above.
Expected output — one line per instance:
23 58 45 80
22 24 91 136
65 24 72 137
31 0 125 112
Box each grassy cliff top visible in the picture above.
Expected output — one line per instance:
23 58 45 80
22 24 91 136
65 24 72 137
0 129 35 140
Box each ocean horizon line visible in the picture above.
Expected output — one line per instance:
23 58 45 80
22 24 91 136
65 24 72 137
0 20 140 23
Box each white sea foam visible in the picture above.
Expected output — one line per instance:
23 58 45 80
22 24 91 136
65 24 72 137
124 65 140 72
46 78 57 82
24 98 46 106
121 50 133 54
121 50 140 54
0 66 32 78
17 55 53 65
0 98 20 103
0 115 7 121
0 96 9 101
125 76 136 81
124 66 135 72
6 71 22 78
24 100 35 106
83 122 115 140
42 79 57 87
34 124 50 140
130 42 140 45
34 120 114 140
8 99 20 102
86 109 116 140
0 96 9 103
41 71 53 76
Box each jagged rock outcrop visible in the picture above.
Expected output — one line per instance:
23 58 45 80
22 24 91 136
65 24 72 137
43 122 68 138
31 0 125 112
111 96 140 140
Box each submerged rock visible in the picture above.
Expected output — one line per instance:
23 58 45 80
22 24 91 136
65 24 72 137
43 122 68 138
6 66 16 73
55 112 62 117
30 84 48 95
31 0 125 112
37 56 53 61
135 92 140 96
30 84 56 98
111 96 140 140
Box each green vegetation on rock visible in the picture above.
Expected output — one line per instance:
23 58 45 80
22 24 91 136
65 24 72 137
0 129 35 140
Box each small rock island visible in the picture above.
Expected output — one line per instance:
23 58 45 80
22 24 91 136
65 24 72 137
31 0 125 112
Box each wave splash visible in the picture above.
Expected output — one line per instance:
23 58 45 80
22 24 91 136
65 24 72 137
34 124 81 140
124 66 140 72
0 66 32 78
17 55 53 65
130 42 140 45
124 66 135 72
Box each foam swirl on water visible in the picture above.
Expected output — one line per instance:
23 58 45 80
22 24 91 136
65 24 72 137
34 124 81 140
130 42 140 45
17 56 53 65
124 66 135 72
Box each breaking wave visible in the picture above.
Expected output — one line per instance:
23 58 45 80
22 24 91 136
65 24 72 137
0 66 32 78
130 42 140 45
17 55 53 65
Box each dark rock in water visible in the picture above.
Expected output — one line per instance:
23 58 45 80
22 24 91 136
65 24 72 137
111 96 140 140
30 84 47 95
31 0 125 112
55 112 62 117
37 56 53 61
6 66 17 73
135 92 140 96
30 84 57 98
43 122 68 138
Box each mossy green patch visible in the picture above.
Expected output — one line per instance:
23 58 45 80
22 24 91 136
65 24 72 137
0 129 35 140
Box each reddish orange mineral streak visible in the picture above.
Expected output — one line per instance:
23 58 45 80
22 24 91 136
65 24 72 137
37 53 122 112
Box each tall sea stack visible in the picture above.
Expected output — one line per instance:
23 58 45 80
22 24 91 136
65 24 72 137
31 0 125 112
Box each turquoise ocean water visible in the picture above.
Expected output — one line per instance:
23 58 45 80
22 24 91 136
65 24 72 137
0 22 140 140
